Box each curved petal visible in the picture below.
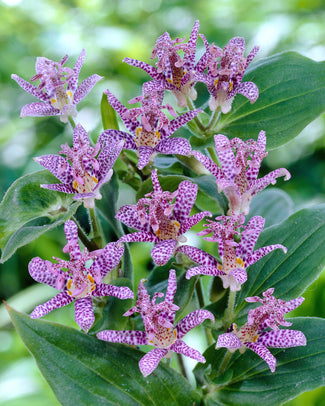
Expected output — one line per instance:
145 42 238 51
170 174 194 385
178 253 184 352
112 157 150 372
283 297 305 314
119 231 159 243
29 257 59 288
176 309 214 339
186 265 224 279
11 74 50 102
99 129 137 150
151 239 177 266
63 220 81 260
115 204 148 231
214 134 236 181
97 141 124 180
20 102 60 118
155 137 191 156
30 291 73 318
236 216 264 261
191 150 223 180
246 244 287 267
104 89 136 132
179 211 212 235
40 183 75 194
97 329 148 345
74 296 95 332
216 333 242 349
176 245 220 267
245 342 276 372
170 339 205 363
229 81 259 103
68 48 85 92
91 242 124 278
168 110 201 134
139 348 168 377
173 181 197 223
34 154 73 184
138 146 153 169
248 168 291 198
73 74 103 104
257 329 306 348
123 57 165 81
93 283 134 299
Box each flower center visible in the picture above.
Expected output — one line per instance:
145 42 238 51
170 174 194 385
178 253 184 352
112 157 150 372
66 273 96 299
135 126 161 148
148 324 178 349
154 219 180 240
73 173 98 194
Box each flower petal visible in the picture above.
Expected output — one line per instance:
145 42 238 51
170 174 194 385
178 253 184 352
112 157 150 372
191 150 223 180
176 245 220 267
30 291 73 318
214 134 236 181
91 242 124 278
34 154 74 184
168 110 201 134
170 339 205 363
246 243 287 267
176 309 214 339
139 348 168 377
93 283 134 299
138 146 154 169
73 74 103 104
216 333 242 349
63 220 81 260
119 231 159 243
29 257 59 288
236 216 264 261
116 204 148 231
258 329 307 348
155 137 191 156
151 239 177 266
11 74 50 102
97 329 148 345
179 211 212 235
20 102 60 118
245 342 277 372
99 129 137 150
186 265 224 279
74 296 95 332
173 181 197 223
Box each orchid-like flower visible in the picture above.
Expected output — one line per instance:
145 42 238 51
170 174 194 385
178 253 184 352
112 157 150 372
34 123 123 208
116 169 211 266
99 87 200 169
177 214 287 291
28 220 133 332
123 20 209 107
192 131 291 215
199 36 259 113
97 269 214 377
216 288 306 372
11 49 102 122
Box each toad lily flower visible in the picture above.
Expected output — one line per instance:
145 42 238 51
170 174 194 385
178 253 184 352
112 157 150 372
123 20 208 107
192 131 291 215
199 36 259 113
34 123 123 208
216 289 306 372
177 214 287 291
97 269 215 377
99 87 200 169
28 220 133 332
11 49 102 122
116 169 211 266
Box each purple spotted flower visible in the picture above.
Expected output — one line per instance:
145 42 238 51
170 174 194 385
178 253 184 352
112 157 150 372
177 214 287 291
198 36 259 113
99 86 200 170
97 269 214 377
216 288 306 372
123 20 208 107
116 169 211 266
11 49 102 122
29 220 133 332
192 131 291 215
34 123 123 208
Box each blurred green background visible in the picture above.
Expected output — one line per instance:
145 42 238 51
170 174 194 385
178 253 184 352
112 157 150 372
1 0 325 405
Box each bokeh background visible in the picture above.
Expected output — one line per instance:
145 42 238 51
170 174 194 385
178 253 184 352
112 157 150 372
0 0 325 405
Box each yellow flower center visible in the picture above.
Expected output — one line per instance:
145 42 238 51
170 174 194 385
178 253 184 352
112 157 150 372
148 325 178 349
73 173 98 194
135 126 161 148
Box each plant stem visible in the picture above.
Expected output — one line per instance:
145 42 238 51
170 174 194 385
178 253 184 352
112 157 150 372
88 207 105 249
68 115 76 130
195 278 214 346
219 350 233 375
187 97 206 134
207 146 220 166
205 107 221 132
176 353 188 379
224 290 236 326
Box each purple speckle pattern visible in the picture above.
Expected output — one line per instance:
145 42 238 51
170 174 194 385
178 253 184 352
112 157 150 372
93 284 134 300
12 49 101 121
217 289 306 372
74 296 95 332
192 131 291 215
96 269 214 377
117 170 211 266
30 291 73 318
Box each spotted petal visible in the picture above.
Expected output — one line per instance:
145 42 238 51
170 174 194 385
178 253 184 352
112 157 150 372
73 74 103 104
154 137 191 156
97 329 148 345
139 348 168 377
115 204 148 231
91 242 124 278
173 181 197 222
170 339 205 363
30 291 73 318
176 309 214 339
245 342 277 372
236 216 264 261
93 283 134 299
216 332 242 349
151 239 177 266
176 245 220 267
99 129 137 150
29 257 60 288
21 102 60 118
74 296 95 332
186 265 224 279
138 146 154 169
257 329 306 348
34 154 73 184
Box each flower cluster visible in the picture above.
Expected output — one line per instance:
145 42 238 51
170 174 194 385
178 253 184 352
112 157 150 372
12 21 308 382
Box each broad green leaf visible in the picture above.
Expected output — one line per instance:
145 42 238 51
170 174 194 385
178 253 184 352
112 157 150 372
247 188 293 228
235 204 325 322
194 317 325 406
8 306 200 406
214 52 325 149
101 92 119 130
0 170 80 263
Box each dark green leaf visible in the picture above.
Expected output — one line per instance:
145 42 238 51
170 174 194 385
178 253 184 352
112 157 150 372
214 52 325 149
8 305 201 406
247 188 293 228
235 204 325 322
195 317 325 406
0 170 80 262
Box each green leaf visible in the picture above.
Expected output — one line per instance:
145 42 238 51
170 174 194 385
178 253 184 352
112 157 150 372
215 52 325 149
8 306 200 406
235 204 325 321
101 92 119 130
0 170 80 263
195 317 325 406
247 188 293 228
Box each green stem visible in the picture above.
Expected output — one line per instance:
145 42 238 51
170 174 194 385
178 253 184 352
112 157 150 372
187 97 206 134
219 350 233 375
195 278 214 346
176 353 188 379
224 290 237 326
68 115 76 130
88 207 105 249
206 146 220 166
205 107 221 133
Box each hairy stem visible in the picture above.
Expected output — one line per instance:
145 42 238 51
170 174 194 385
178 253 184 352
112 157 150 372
219 350 233 375
224 290 237 326
68 115 76 130
205 107 221 132
187 97 206 134
176 353 188 379
88 207 105 249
